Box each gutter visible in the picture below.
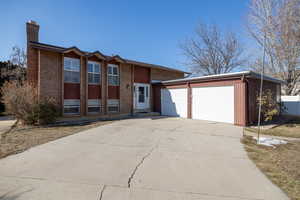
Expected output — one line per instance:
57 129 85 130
155 71 284 85
29 41 189 74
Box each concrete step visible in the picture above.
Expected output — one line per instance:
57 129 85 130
133 112 160 118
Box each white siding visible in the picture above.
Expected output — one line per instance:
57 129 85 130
281 96 300 116
161 88 187 118
192 86 234 123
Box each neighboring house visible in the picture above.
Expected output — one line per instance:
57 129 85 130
26 21 186 117
281 96 300 116
153 71 283 126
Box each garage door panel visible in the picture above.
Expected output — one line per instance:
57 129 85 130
161 88 187 118
192 86 234 123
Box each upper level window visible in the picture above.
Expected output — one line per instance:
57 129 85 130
88 61 101 84
64 57 80 83
108 64 119 86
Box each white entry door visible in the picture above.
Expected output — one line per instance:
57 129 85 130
192 86 234 123
134 83 150 110
161 88 188 118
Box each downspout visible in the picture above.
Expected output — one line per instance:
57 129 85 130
242 75 249 127
187 82 192 119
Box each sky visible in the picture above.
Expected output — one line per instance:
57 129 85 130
0 0 251 72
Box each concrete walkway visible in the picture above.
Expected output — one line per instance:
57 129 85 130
0 117 288 200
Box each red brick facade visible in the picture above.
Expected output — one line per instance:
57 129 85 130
26 21 185 117
134 66 150 83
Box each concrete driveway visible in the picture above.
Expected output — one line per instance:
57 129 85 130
0 116 15 134
0 117 288 200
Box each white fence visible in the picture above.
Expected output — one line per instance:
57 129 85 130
281 96 300 116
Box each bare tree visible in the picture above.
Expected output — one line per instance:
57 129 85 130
248 0 300 95
180 23 246 75
10 46 27 68
1 46 26 81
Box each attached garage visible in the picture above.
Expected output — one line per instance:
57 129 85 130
161 88 187 118
192 86 234 123
153 71 283 126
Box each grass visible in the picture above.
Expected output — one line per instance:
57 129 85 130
242 136 300 200
0 120 112 159
245 118 300 138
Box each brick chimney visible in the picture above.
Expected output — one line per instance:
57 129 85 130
26 20 39 43
26 20 39 86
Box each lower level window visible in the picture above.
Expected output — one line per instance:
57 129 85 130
88 99 101 113
108 99 119 112
64 99 80 114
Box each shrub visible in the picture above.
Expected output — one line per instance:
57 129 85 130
0 81 60 125
257 89 280 122
38 98 60 125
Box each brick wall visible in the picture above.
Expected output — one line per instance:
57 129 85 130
102 62 107 114
27 47 39 86
151 68 184 81
120 63 133 114
80 57 86 115
28 47 184 117
134 66 150 83
39 50 62 106
26 21 39 87
88 85 101 99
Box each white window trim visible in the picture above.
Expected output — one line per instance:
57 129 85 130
108 64 119 86
63 99 80 115
88 61 101 85
87 99 101 114
64 57 80 83
107 99 120 113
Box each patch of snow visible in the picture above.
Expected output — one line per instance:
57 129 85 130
253 137 288 148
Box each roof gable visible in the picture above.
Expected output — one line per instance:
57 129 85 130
87 51 106 60
63 47 85 56
106 55 125 63
29 41 188 74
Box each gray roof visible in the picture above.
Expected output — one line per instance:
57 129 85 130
29 41 189 74
160 71 284 84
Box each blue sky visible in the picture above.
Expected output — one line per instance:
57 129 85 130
0 0 250 71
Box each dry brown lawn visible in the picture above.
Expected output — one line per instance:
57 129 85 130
242 136 300 200
245 118 300 138
0 121 112 159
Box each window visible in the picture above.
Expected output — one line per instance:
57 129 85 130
88 99 101 113
88 61 101 84
64 57 80 83
108 64 119 86
138 87 145 103
108 99 119 112
138 85 149 103
64 99 80 114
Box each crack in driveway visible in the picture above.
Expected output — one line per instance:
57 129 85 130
99 185 106 200
127 146 156 188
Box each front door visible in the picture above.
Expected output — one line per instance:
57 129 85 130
134 83 150 110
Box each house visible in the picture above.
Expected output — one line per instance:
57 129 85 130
26 21 283 126
26 21 186 117
152 71 283 126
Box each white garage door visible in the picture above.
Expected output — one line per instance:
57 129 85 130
161 88 187 118
192 86 234 123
